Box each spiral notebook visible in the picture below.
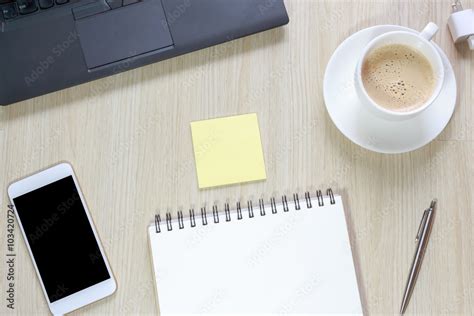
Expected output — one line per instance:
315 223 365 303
148 189 363 315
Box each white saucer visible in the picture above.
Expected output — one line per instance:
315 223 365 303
323 25 457 154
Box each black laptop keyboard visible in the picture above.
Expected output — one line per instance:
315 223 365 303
1 0 70 20
1 0 140 20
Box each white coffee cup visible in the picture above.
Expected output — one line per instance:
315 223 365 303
355 22 445 121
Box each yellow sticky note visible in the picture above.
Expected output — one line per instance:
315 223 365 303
191 113 267 189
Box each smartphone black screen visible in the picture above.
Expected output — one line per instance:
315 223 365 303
13 176 110 302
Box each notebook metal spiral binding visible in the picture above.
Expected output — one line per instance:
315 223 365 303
155 189 336 233
293 193 301 210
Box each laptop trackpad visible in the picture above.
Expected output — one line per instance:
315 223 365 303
75 0 173 69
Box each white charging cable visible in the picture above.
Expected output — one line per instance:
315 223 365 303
448 0 474 49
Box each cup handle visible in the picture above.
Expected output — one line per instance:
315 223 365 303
419 22 439 41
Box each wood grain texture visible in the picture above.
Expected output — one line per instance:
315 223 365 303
0 0 473 314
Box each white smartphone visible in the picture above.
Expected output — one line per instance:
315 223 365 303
7 162 116 315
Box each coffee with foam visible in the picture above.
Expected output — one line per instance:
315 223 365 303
361 44 436 112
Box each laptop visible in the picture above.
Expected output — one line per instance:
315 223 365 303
0 0 289 105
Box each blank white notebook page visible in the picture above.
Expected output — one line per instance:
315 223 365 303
148 194 362 315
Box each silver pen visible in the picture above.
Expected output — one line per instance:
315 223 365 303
400 199 437 314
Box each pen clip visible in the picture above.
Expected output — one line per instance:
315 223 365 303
416 210 429 243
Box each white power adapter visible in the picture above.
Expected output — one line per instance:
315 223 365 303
448 0 474 49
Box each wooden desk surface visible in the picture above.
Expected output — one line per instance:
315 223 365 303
1 0 473 314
